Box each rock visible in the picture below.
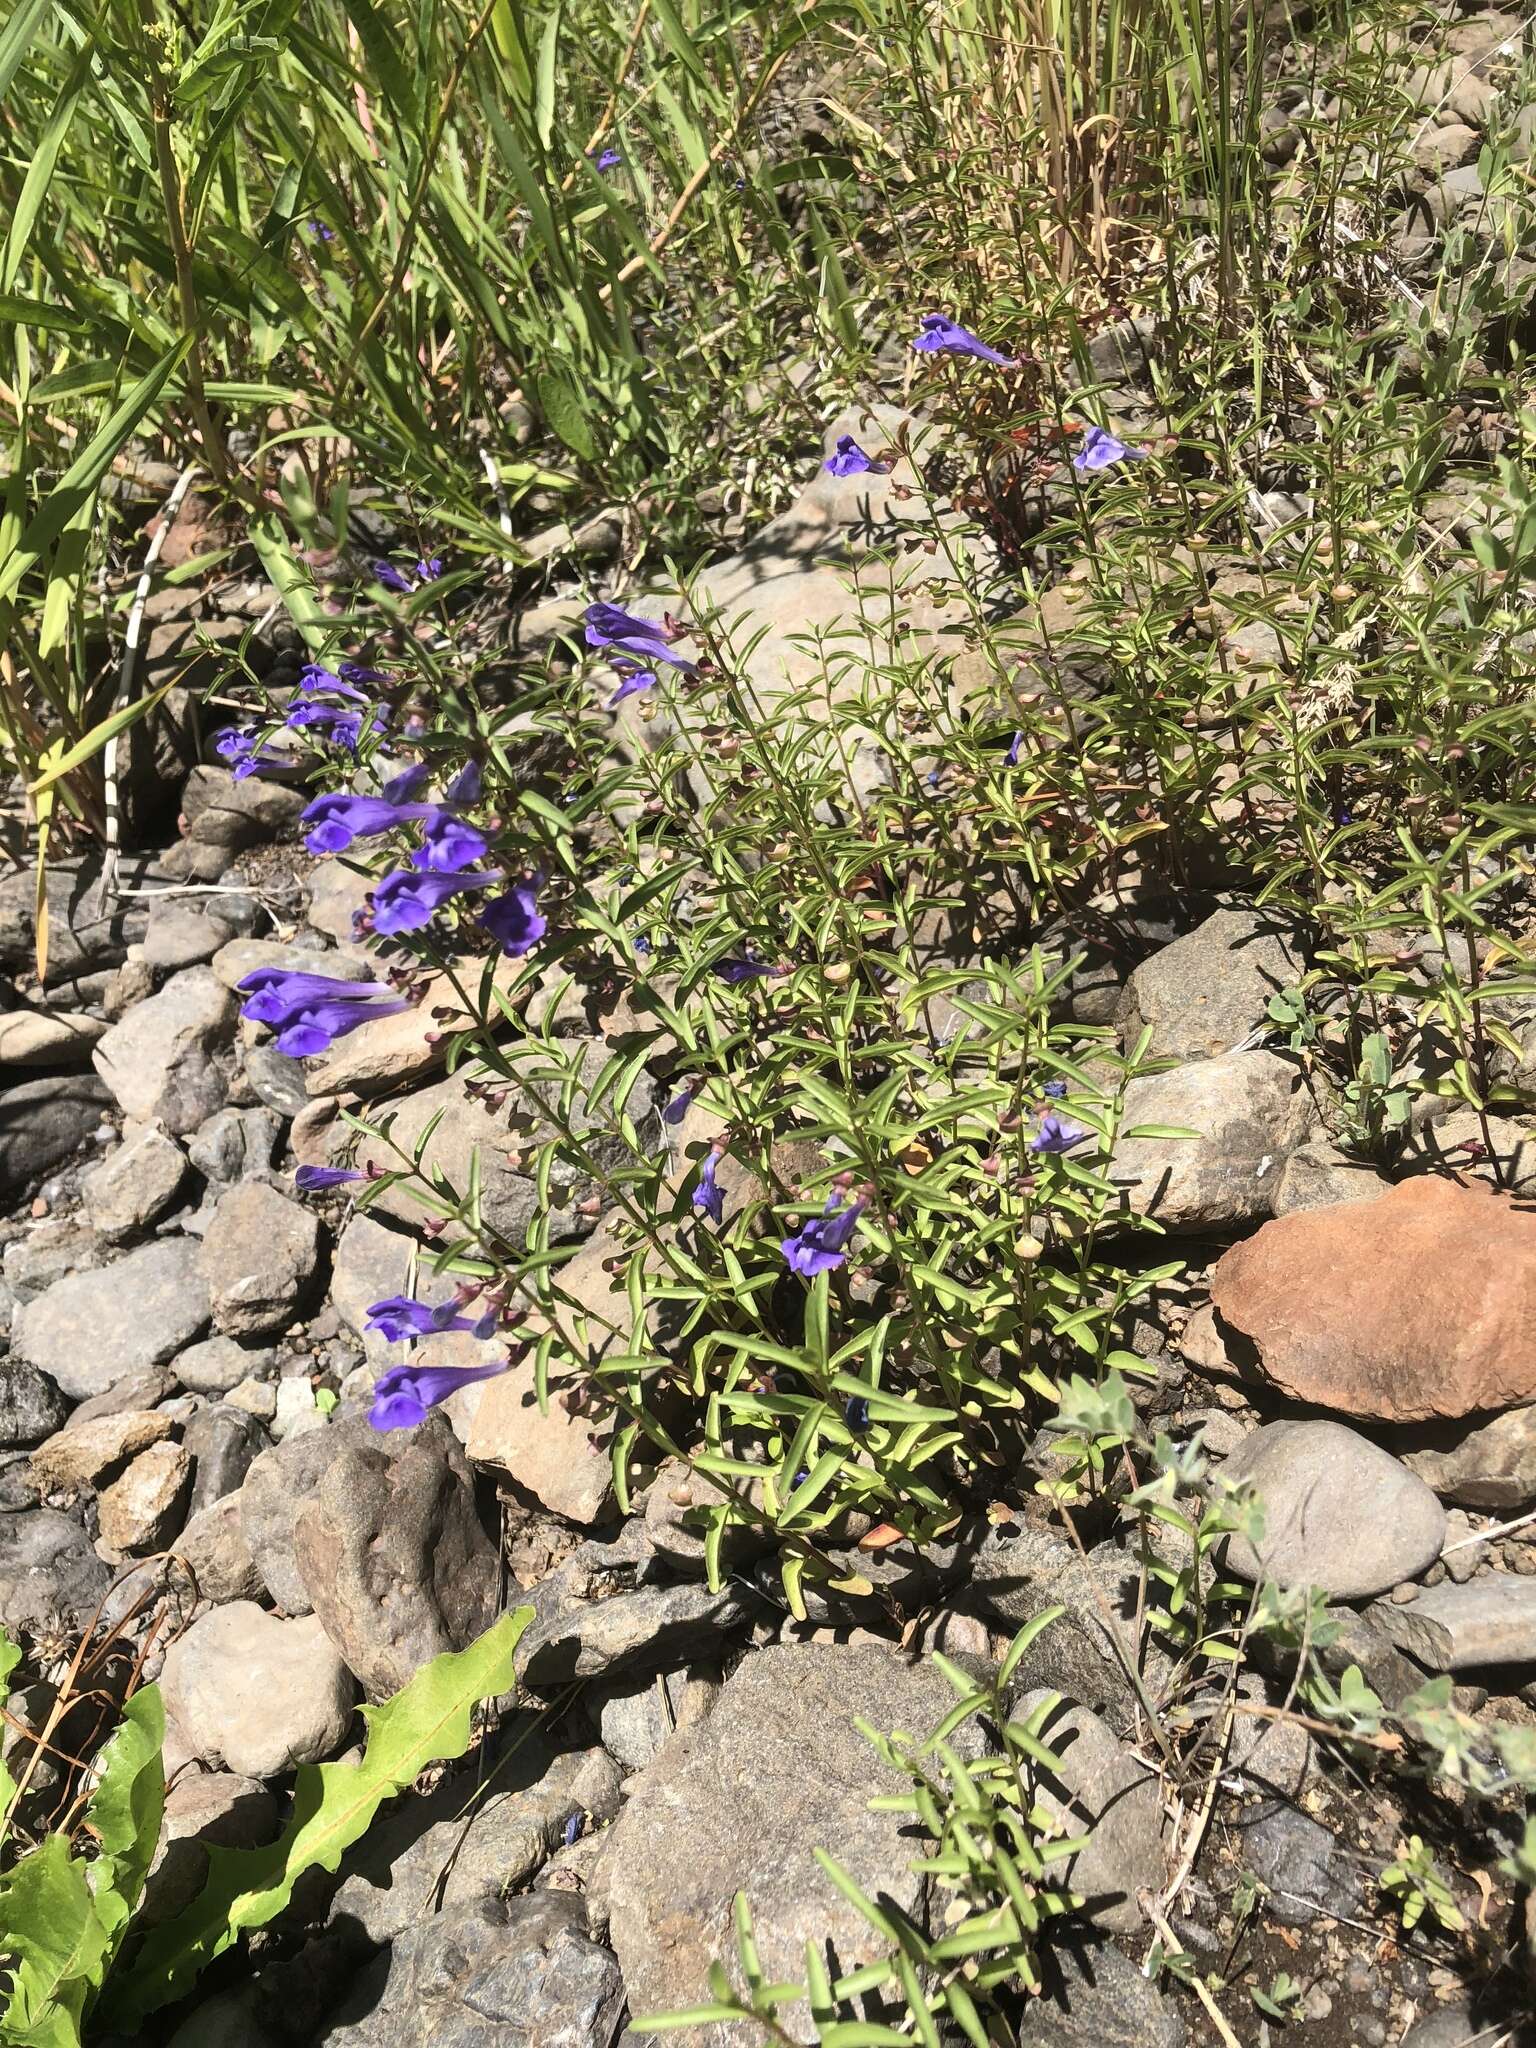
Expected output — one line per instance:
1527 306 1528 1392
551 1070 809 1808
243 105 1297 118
82 1124 187 1240
0 1074 115 1193
1401 1404 1536 1509
12 1238 210 1399
187 1105 283 1186
459 1354 615 1527
272 1377 326 1440
92 967 237 1135
1103 1052 1317 1235
1220 1421 1446 1599
0 1507 111 1634
1399 2012 1492 2048
161 1603 356 1777
241 1045 312 1119
1227 1674 1313 1818
3 1220 107 1303
177 1493 266 1604
181 766 305 849
141 1770 278 1925
166 1989 273 2048
642 1456 774 1578
1271 1136 1389 1215
1209 1177 1536 1422
1374 1574 1536 1671
303 862 374 946
98 1441 192 1552
344 1051 657 1248
238 1413 386 1613
321 1894 625 2048
69 1364 176 1425
300 995 436 1097
0 858 151 985
1011 1690 1163 1937
211 936 374 994
1410 122 1480 177
602 1643 977 2045
0 1362 68 1449
184 1405 268 1512
226 1379 278 1424
1400 1107 1536 1196
597 1664 721 1772
516 1536 759 1693
137 901 243 975
290 1415 499 1698
1114 908 1302 1063
0 1008 107 1068
30 1410 174 1492
175 1336 274 1397
330 1213 500 1372
200 1182 322 1337
327 1743 623 1945
1024 1935 1186 2048
1235 1805 1359 1926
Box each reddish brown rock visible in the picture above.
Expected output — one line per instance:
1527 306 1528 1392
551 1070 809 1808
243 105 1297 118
1209 1177 1536 1423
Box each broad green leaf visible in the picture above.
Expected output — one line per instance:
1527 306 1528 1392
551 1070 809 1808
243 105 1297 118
85 1687 166 1942
0 1833 111 2048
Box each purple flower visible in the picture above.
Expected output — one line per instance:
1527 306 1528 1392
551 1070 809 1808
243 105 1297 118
339 661 389 687
411 808 491 873
301 792 435 854
662 1084 694 1126
590 146 622 172
1005 731 1024 767
445 760 482 804
365 1294 497 1344
844 1394 871 1433
1030 1111 1088 1154
480 881 547 958
214 726 288 780
714 956 776 984
417 557 443 581
373 557 442 595
284 700 378 752
911 314 1015 367
1041 1079 1068 1099
609 668 656 707
583 601 697 674
1073 426 1147 473
236 968 411 1057
371 867 503 937
781 1195 865 1278
294 1165 366 1191
382 761 431 802
368 1357 510 1431
693 1149 725 1225
308 220 335 241
296 664 372 704
824 435 879 477
562 1811 583 1846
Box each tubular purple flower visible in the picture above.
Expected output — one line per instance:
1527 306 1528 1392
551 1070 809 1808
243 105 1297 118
824 435 876 477
479 881 547 958
382 761 431 803
214 727 288 780
609 668 656 707
1073 425 1147 473
583 601 697 674
294 1165 366 1191
339 661 389 687
371 867 504 937
692 1149 725 1225
714 956 776 984
368 1357 510 1431
662 1084 694 1126
1041 1079 1068 1100
410 808 491 873
591 146 623 172
781 1195 866 1278
365 1294 498 1344
1005 731 1024 767
416 557 443 581
911 314 1015 366
296 664 372 703
1030 1110 1089 1154
237 967 411 1056
372 560 414 593
445 760 482 804
300 793 435 855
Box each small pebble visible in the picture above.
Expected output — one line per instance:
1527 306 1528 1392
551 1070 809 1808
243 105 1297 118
1389 1582 1420 1605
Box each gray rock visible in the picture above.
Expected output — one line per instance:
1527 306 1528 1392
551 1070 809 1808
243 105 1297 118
291 1417 499 1699
69 1364 176 1425
1402 1404 1536 1510
597 1664 721 1772
176 1493 266 1604
1374 1574 1536 1672
187 1105 284 1186
1271 1136 1389 1215
167 1989 274 2048
516 1537 759 1693
0 1506 110 1634
82 1123 187 1240
327 1744 623 1946
242 1044 311 1119
1221 1421 1446 1600
137 901 239 974
0 1007 107 1068
98 1441 193 1552
92 966 237 1135
1103 1052 1318 1235
185 1404 269 1512
3 1220 106 1304
0 1362 68 1449
1022 1936 1186 2048
0 858 151 985
601 1643 978 2048
1234 1805 1359 1926
30 1409 173 1490
1012 1690 1164 1937
320 1893 625 2048
175 1336 274 1397
211 936 377 993
161 1602 356 1777
13 1237 210 1399
182 766 305 850
200 1181 322 1337
239 1411 425 1615
1398 2012 1496 2048
141 1769 278 1925
0 1074 115 1193
1115 908 1302 1063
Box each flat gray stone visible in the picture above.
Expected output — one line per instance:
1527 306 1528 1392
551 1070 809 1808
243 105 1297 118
1115 907 1303 1063
1221 1420 1446 1600
1023 1937 1186 2048
1375 1574 1536 1672
1233 1805 1360 1927
1403 1404 1536 1510
161 1602 356 1778
0 1506 111 1634
199 1182 322 1337
0 1074 114 1194
174 1336 273 1397
92 965 237 1135
82 1124 187 1240
1012 1690 1164 1937
13 1238 210 1399
516 1533 759 1692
